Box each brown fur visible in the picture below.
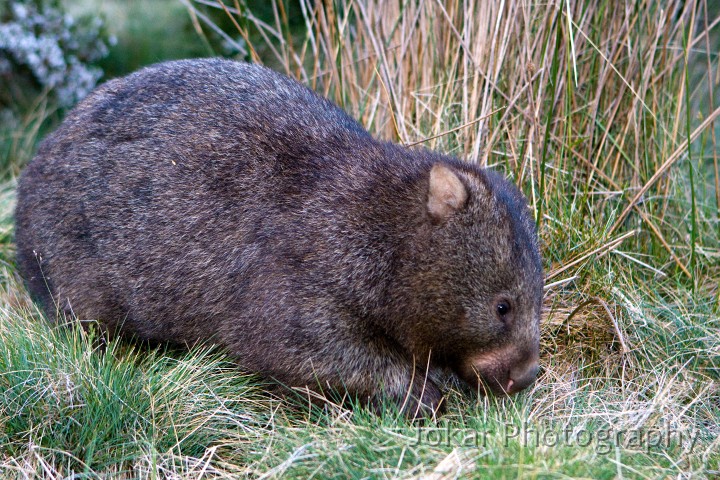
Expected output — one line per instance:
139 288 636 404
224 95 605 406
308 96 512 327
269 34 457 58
14 59 543 418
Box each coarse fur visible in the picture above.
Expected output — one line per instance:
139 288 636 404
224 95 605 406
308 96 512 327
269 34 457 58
15 58 543 418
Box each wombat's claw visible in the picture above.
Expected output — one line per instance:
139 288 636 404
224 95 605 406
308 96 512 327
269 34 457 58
402 379 445 421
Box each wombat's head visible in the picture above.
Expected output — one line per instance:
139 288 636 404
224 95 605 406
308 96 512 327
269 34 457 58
399 162 543 396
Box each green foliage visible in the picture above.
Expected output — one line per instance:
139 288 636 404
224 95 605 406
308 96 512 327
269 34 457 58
86 0 230 79
0 0 113 109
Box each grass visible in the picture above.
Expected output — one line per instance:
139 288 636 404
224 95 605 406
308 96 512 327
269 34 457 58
1 0 719 477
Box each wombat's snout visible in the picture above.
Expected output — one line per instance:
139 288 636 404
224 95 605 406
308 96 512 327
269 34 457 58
506 361 540 394
461 344 540 395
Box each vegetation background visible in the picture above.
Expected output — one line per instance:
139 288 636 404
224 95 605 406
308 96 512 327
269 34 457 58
0 0 718 477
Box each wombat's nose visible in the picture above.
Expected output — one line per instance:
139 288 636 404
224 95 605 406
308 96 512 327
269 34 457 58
506 362 539 394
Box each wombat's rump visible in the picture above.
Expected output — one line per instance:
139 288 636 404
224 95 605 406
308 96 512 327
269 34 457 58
15 59 543 417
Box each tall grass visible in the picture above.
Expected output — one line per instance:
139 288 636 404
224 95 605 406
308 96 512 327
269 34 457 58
0 0 718 477
226 0 720 271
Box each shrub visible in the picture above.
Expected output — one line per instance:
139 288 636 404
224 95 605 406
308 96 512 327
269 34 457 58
0 0 114 109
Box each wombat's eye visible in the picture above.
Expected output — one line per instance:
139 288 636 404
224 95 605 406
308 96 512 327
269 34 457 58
496 301 511 317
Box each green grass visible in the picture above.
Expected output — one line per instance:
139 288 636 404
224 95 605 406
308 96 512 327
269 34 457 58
1 0 719 477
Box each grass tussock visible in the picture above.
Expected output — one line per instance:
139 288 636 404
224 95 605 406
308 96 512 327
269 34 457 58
1 0 719 477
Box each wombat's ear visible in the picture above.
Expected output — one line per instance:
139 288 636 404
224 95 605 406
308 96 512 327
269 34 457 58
427 164 468 222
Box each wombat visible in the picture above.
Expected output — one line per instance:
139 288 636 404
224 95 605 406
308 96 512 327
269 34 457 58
15 58 543 417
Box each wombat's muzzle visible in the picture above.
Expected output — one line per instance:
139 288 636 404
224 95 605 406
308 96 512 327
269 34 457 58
460 344 540 396
506 361 540 394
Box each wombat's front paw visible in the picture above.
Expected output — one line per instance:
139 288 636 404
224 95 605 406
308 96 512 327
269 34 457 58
401 377 445 421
